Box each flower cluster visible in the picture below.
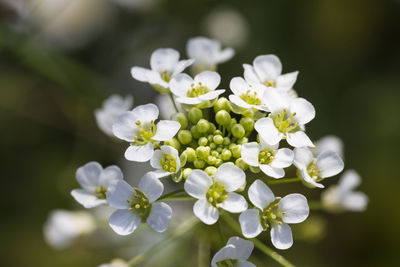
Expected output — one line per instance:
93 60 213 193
54 37 368 266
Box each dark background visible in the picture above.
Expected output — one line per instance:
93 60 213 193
0 0 399 266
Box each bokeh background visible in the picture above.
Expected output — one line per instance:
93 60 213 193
1 0 399 266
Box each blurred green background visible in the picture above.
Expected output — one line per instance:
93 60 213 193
1 0 399 266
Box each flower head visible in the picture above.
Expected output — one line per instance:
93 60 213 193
228 77 269 112
131 48 194 93
71 161 123 208
107 172 172 235
239 180 309 249
150 145 181 177
184 163 247 225
112 103 181 162
211 236 255 267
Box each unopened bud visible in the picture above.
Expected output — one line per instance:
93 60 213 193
172 112 188 129
188 107 203 124
215 110 231 126
178 130 192 145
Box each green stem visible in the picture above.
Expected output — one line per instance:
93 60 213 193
266 177 300 185
127 217 198 266
158 189 185 200
169 93 179 113
221 214 295 267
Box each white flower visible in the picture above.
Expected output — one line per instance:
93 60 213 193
112 103 181 162
150 145 181 177
294 147 344 188
322 170 368 212
186 36 234 72
43 210 95 249
98 258 128 267
239 180 309 250
313 135 344 158
107 172 172 235
254 87 315 147
211 236 255 267
131 48 194 93
170 71 225 106
154 94 182 119
184 163 247 225
241 138 293 179
228 77 269 111
71 162 123 208
243 54 298 93
95 94 133 136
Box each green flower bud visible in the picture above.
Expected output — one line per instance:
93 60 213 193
240 117 254 132
182 168 192 179
214 130 223 136
207 135 214 142
214 97 230 112
198 137 208 146
194 159 206 169
249 166 261 173
232 124 245 138
196 119 210 133
185 147 196 162
188 107 203 124
216 146 223 153
237 137 248 145
215 110 231 126
223 137 231 146
205 166 217 176
164 138 181 150
208 122 217 134
190 125 202 139
227 118 237 131
207 155 217 165
178 130 192 145
180 152 187 167
213 135 224 145
235 158 248 170
196 146 210 160
215 158 223 167
209 143 217 149
242 109 254 118
221 149 232 161
211 151 219 157
172 112 188 129
231 144 242 158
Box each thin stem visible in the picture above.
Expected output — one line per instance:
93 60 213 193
221 214 295 267
158 189 185 200
127 217 198 266
266 177 300 185
169 93 179 113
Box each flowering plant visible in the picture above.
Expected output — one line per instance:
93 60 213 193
45 37 368 266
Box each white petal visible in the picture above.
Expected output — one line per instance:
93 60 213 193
150 48 179 73
170 73 193 97
75 161 102 191
216 47 235 63
261 87 289 113
241 143 260 167
253 55 282 81
289 97 315 125
230 77 248 96
152 169 172 178
106 180 134 209
279 194 309 224
130 67 167 87
150 149 163 169
243 64 261 85
254 117 283 146
270 223 293 250
342 192 368 211
172 59 195 77
227 236 254 260
138 172 164 203
153 120 180 141
71 189 106 208
248 179 274 209
211 244 237 267
338 170 361 192
270 148 293 168
184 170 213 199
112 111 138 142
220 193 248 213
286 131 315 148
109 209 141 236
276 71 298 91
293 147 314 169
176 96 202 105
124 143 154 162
146 202 172 232
239 209 263 238
193 199 219 225
314 135 344 158
229 94 253 109
259 164 285 179
198 90 225 101
316 151 344 178
99 165 123 187
131 103 159 124
214 163 245 192
299 168 324 188
194 71 221 91
237 261 256 267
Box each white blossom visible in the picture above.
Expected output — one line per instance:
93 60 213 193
239 180 309 250
294 147 344 188
211 236 255 267
150 145 181 177
98 259 128 267
254 87 315 147
322 170 368 212
131 48 194 93
71 161 123 208
112 103 180 162
43 210 95 249
313 135 344 158
154 94 182 119
107 172 172 235
95 95 133 136
241 138 293 178
228 77 269 112
184 163 247 225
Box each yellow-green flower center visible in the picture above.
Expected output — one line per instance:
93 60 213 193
186 82 210 98
264 80 276 87
128 189 152 221
206 182 228 208
240 90 261 106
259 198 284 230
307 160 321 182
133 120 157 145
258 149 276 165
161 153 177 172
161 70 171 83
271 109 299 134
94 186 107 199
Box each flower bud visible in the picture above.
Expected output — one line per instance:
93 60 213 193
194 159 206 169
196 119 210 133
198 137 208 146
185 147 196 162
232 124 245 138
215 158 223 167
205 166 217 176
214 97 230 112
242 109 254 118
249 166 260 173
172 112 188 130
178 130 192 145
208 122 217 134
196 146 210 160
209 143 217 149
207 155 217 165
164 138 181 150
237 137 248 145
190 125 202 139
215 110 231 126
231 144 241 158
188 107 203 124
213 135 224 145
223 137 231 146
182 168 192 179
235 158 248 170
240 117 254 132
221 149 232 161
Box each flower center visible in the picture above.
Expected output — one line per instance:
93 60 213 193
307 160 321 182
216 259 238 267
259 198 284 230
161 70 171 82
264 80 276 87
128 189 152 221
161 153 177 172
94 186 107 199
206 182 228 208
271 109 299 134
133 120 157 145
240 90 261 106
258 149 276 165
186 82 210 98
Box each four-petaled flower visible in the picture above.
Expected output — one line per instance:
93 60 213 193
71 161 123 208
112 103 180 162
239 180 309 250
150 145 181 178
211 236 255 267
107 172 172 235
184 163 247 225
